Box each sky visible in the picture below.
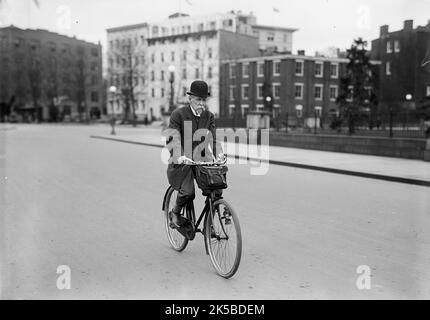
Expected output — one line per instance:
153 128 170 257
1 0 430 55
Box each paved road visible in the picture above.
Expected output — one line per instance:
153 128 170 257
1 124 429 299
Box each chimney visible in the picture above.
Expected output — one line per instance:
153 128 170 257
297 50 305 56
380 25 389 36
404 20 413 30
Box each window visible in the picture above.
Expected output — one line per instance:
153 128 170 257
151 53 155 63
347 85 353 102
161 88 165 98
394 40 400 53
151 71 155 81
241 104 249 117
386 61 391 75
229 64 236 78
257 62 264 77
314 106 322 117
210 21 216 30
198 23 204 32
296 105 303 118
229 86 235 101
182 68 187 80
195 68 199 78
387 41 392 53
141 100 145 111
183 87 187 97
273 60 281 76
90 48 98 57
295 60 304 76
208 66 212 79
228 104 235 116
208 47 213 59
223 19 233 27
91 92 99 102
257 84 263 99
273 83 281 99
161 70 164 81
315 61 323 77
161 52 164 62
242 63 249 78
241 85 249 100
294 83 303 99
314 84 323 100
152 26 159 37
267 33 275 41
329 85 338 101
151 88 155 97
171 51 175 62
195 49 200 59
330 63 338 78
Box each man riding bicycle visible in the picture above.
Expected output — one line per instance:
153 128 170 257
165 80 226 229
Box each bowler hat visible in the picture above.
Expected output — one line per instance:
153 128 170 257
187 80 211 98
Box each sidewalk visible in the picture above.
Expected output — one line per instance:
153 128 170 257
90 125 430 187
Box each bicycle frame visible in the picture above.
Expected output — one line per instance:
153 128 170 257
184 191 220 255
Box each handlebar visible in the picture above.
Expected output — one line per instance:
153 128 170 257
182 157 227 166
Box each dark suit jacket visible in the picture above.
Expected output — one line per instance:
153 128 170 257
165 105 223 190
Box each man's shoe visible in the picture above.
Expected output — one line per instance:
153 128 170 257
169 210 183 229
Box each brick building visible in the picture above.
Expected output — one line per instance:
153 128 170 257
371 20 430 113
220 52 353 128
0 25 103 122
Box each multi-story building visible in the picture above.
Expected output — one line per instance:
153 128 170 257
252 24 296 53
145 28 259 118
220 52 352 127
106 23 149 119
0 25 103 122
371 20 430 112
106 11 297 121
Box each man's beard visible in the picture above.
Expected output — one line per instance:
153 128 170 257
194 106 205 115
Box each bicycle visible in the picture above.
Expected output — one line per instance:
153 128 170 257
162 158 242 278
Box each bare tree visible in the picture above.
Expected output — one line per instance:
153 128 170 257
109 37 146 126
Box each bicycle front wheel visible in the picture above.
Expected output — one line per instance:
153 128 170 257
205 198 242 278
164 187 188 252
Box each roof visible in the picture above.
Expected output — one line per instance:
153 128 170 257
222 53 349 64
106 22 149 33
253 24 298 33
222 53 382 65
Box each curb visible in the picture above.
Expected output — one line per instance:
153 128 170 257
90 135 430 188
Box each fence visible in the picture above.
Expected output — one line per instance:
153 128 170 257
299 111 430 139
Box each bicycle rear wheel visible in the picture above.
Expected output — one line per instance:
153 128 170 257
164 187 188 252
205 198 242 278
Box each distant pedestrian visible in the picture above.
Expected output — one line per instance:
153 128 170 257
110 115 116 135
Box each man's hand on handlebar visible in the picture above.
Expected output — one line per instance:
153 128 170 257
177 154 227 165
216 153 227 163
177 156 193 164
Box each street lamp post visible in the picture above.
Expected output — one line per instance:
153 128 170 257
168 65 176 113
389 106 394 138
405 94 412 131
314 107 317 135
109 86 117 135
265 96 272 128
